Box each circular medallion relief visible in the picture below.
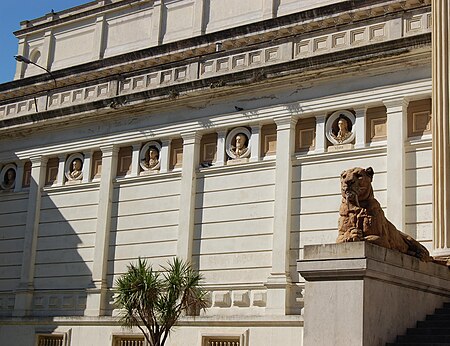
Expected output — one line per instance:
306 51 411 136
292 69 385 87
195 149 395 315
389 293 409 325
65 153 84 182
325 110 356 145
140 141 161 171
0 163 17 190
225 127 251 160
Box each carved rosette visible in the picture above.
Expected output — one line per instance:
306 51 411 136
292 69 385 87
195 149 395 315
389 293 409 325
0 163 17 190
226 127 251 161
140 141 161 172
325 110 356 145
65 153 84 182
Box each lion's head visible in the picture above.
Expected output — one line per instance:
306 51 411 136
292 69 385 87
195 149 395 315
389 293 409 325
340 167 374 206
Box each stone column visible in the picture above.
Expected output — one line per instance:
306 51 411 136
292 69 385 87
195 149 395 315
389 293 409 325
13 156 47 317
384 98 408 232
177 132 201 261
354 106 367 149
214 130 227 166
86 145 118 316
432 0 450 257
265 116 297 315
314 114 326 153
250 124 261 162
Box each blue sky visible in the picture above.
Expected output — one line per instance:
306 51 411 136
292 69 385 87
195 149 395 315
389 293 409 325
0 0 88 84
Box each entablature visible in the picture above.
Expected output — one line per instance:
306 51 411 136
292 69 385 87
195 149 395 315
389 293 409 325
0 1 431 134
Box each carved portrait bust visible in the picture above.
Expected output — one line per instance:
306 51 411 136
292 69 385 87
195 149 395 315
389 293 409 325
325 110 356 146
140 141 161 173
233 133 249 158
226 127 251 162
0 164 17 190
65 153 84 182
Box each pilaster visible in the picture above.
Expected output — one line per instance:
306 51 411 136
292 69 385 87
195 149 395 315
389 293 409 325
250 125 261 162
160 139 172 173
130 144 141 177
14 160 24 192
86 145 118 316
92 15 105 60
192 0 206 36
432 0 450 257
262 0 277 19
265 115 297 315
214 130 227 166
150 0 164 46
14 156 47 317
384 98 408 232
42 30 53 71
314 115 326 153
177 132 201 261
82 151 93 183
354 106 367 149
56 154 66 186
14 38 26 80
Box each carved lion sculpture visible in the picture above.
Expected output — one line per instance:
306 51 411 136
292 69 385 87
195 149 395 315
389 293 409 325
336 167 431 262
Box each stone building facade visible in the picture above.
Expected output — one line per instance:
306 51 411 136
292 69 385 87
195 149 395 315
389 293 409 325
0 0 444 345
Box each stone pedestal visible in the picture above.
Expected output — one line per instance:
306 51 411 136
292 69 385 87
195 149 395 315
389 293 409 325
298 242 450 346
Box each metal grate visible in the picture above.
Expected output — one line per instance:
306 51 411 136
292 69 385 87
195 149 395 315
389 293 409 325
114 336 146 346
37 335 64 346
207 339 240 346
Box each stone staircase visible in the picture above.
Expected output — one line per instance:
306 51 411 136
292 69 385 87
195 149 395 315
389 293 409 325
387 302 450 345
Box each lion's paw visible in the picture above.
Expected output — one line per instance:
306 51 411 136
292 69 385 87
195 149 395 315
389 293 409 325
349 228 364 242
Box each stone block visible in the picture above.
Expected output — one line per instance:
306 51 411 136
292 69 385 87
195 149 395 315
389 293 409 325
298 242 450 346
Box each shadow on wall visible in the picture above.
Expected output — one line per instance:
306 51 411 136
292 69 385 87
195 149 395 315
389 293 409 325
0 159 96 318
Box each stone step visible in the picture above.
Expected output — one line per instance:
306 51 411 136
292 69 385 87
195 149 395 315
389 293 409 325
407 328 450 335
426 314 450 321
390 342 450 345
397 334 450 343
417 320 450 328
387 343 450 346
435 308 450 314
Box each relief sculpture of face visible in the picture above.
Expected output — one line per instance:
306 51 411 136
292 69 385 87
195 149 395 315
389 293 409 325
235 134 246 149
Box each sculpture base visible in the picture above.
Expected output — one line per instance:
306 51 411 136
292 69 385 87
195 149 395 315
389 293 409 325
227 158 249 165
298 242 450 346
327 143 354 152
140 170 159 176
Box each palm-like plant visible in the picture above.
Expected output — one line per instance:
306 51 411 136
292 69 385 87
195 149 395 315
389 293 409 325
115 257 208 346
